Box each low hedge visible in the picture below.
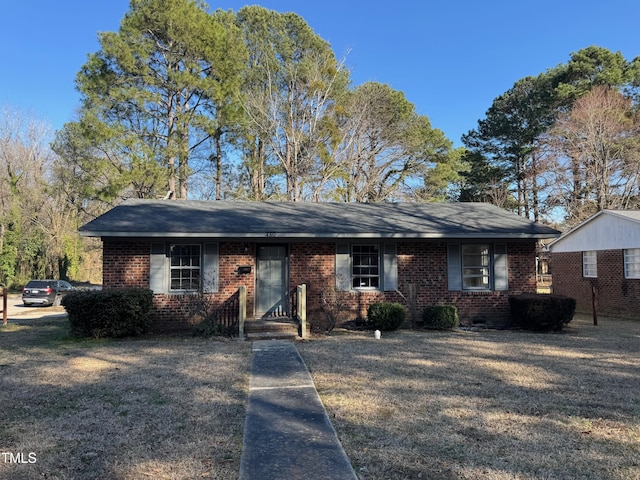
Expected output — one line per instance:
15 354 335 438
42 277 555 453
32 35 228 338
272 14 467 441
367 302 406 331
62 288 153 338
509 294 576 331
422 305 459 330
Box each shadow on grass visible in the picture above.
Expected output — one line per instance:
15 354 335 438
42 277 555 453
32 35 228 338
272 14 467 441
298 316 640 479
0 316 252 479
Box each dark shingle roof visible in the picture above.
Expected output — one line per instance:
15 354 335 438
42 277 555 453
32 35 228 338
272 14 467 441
79 199 561 239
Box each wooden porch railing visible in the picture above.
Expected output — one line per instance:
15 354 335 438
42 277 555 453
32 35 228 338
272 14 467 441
1 287 7 326
238 286 246 338
210 289 241 336
290 285 298 319
202 287 247 336
234 284 306 338
296 284 307 339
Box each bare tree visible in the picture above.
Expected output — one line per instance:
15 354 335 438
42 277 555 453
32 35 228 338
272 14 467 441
545 86 640 225
0 107 54 283
0 107 102 286
242 44 346 201
330 82 454 203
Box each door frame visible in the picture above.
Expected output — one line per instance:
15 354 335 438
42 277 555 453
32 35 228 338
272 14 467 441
255 244 289 318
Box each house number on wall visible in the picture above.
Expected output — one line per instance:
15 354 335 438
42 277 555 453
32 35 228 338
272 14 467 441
265 232 277 237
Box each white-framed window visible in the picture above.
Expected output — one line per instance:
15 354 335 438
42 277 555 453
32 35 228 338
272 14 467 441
447 243 508 292
461 244 490 289
335 243 397 292
624 248 640 279
352 244 380 289
170 244 201 291
150 243 218 294
582 251 597 278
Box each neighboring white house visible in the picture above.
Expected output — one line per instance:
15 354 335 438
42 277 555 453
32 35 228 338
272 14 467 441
549 210 640 318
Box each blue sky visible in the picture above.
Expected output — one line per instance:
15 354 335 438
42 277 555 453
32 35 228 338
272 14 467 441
1 1 638 146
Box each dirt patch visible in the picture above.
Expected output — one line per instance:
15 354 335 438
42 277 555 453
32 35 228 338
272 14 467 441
298 315 640 479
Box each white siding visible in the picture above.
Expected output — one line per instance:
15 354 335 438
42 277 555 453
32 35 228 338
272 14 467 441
550 211 640 253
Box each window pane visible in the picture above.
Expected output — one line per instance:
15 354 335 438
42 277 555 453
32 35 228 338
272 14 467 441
583 251 597 278
624 249 640 279
352 244 380 289
170 244 201 291
463 275 485 289
461 245 490 290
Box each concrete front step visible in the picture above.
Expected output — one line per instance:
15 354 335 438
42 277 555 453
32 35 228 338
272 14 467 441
246 331 299 341
244 319 307 341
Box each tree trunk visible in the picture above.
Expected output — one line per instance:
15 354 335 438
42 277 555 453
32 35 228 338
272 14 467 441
215 129 222 201
531 151 540 222
179 125 189 200
167 101 177 199
250 139 266 200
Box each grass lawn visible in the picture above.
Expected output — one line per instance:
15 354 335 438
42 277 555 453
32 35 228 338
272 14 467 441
2 313 638 479
298 315 640 480
0 315 251 479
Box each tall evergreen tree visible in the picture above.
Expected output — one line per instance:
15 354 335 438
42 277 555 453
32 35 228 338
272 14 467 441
463 46 640 222
462 72 559 220
64 0 245 201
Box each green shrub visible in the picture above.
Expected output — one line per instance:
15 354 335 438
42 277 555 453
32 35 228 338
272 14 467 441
422 305 459 330
367 302 406 331
62 288 153 338
509 294 576 331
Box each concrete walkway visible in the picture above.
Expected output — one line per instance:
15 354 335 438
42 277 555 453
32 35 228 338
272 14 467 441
239 340 358 480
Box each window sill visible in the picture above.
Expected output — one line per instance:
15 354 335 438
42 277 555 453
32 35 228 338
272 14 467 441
459 289 500 295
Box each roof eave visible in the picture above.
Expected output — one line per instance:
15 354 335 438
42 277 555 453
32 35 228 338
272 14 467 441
81 231 560 240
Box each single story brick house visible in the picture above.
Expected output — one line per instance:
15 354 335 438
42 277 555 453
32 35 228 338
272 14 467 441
548 210 640 319
79 200 561 331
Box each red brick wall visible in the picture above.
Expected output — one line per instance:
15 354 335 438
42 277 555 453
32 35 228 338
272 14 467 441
103 241 257 332
102 240 538 331
290 241 537 329
402 242 536 326
551 250 640 318
150 243 258 331
103 242 149 288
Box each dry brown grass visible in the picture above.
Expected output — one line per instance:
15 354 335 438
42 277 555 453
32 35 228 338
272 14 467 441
0 315 251 479
298 315 640 480
3 313 639 479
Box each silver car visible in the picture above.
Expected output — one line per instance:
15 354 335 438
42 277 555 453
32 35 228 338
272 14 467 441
22 280 75 306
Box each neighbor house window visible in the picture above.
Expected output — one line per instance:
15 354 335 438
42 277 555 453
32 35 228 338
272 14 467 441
170 244 201 291
461 244 490 289
352 244 380 289
582 251 597 278
624 248 640 279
